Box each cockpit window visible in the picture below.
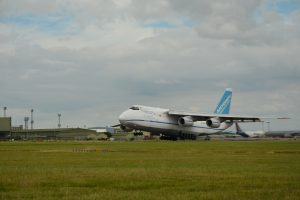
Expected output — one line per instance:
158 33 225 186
129 106 140 110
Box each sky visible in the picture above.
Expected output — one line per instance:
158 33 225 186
0 0 300 131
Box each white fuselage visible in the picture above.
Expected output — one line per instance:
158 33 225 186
119 105 233 137
243 131 266 138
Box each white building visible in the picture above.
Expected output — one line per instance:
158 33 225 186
89 126 115 134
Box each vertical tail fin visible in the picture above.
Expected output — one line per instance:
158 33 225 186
214 88 232 114
235 122 243 133
235 122 249 137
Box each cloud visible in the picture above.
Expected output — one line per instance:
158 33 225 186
0 0 300 130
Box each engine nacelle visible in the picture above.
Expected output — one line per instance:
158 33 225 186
206 118 221 128
178 116 194 127
120 125 133 132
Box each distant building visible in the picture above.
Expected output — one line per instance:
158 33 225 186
0 117 11 132
11 125 23 131
89 126 115 134
0 117 12 139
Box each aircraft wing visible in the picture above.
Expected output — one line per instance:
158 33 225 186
168 111 288 122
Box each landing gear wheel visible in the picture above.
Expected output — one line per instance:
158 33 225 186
204 136 211 141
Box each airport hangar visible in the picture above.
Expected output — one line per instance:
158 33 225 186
0 117 11 139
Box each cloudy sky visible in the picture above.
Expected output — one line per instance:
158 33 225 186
1 0 300 131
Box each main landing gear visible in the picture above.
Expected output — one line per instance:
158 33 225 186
160 133 197 141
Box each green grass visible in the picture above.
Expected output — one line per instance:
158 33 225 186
0 140 299 200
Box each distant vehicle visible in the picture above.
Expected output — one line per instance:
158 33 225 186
235 122 265 138
115 88 287 140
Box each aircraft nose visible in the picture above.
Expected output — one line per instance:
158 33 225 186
118 111 128 122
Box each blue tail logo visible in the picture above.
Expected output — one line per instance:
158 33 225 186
214 88 232 114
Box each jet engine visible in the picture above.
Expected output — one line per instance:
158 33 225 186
178 116 194 127
206 118 221 128
120 125 133 132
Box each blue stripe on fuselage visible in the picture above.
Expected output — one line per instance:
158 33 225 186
122 119 225 131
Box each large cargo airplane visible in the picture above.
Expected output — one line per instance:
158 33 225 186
234 122 265 138
265 130 300 138
117 88 285 140
232 122 300 138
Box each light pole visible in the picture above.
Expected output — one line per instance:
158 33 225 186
24 117 29 139
266 122 270 132
3 107 7 117
24 117 29 130
58 114 61 129
30 109 34 130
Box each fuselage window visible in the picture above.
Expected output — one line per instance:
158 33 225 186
129 106 140 110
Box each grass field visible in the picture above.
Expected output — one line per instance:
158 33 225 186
0 140 299 200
